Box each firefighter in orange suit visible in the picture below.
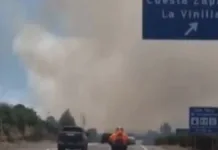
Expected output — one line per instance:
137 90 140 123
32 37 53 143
109 127 128 145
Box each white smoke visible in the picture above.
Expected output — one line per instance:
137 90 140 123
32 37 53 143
13 0 218 132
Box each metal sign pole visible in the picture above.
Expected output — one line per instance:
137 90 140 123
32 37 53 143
0 118 3 141
212 135 215 150
194 136 196 150
81 113 86 129
191 136 195 150
212 137 213 150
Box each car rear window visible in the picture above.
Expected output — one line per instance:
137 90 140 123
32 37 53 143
62 127 83 132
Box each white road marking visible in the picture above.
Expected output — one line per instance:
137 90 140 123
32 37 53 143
140 145 149 150
88 143 99 146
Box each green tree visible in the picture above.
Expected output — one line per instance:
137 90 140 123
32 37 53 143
13 104 39 136
0 103 16 125
0 103 16 136
24 108 39 126
13 104 28 135
46 116 57 126
59 109 76 127
0 103 83 141
45 116 58 134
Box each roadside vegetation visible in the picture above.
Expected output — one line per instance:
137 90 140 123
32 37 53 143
155 132 218 150
4 101 214 150
0 103 98 142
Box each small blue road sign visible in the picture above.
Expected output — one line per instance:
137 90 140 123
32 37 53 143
189 107 218 135
142 0 218 40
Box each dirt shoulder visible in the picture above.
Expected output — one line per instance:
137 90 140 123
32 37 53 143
0 140 56 149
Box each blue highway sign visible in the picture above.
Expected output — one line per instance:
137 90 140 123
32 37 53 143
189 107 218 135
142 0 218 40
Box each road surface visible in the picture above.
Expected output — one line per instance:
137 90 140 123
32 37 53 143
0 142 187 150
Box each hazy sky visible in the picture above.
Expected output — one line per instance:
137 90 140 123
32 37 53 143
2 0 218 132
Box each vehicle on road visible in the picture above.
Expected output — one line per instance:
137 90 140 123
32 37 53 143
57 126 88 150
101 132 112 143
108 127 129 150
128 136 136 145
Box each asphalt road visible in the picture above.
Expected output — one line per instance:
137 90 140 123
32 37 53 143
1 142 184 150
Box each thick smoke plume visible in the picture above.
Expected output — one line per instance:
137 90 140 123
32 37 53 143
13 0 218 132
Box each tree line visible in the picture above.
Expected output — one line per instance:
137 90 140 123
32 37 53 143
155 134 218 150
154 123 218 150
6 102 209 147
0 103 80 142
144 122 218 150
132 122 218 150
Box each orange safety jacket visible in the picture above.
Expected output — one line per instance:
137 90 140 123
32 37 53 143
109 131 128 144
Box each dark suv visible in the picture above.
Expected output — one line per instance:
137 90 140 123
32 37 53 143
57 126 88 150
101 133 112 143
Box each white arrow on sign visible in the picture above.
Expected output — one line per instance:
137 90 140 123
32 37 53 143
184 22 198 36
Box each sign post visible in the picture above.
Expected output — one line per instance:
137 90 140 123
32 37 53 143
80 113 86 129
189 107 218 150
0 119 2 138
143 0 218 40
